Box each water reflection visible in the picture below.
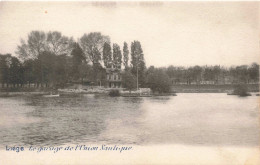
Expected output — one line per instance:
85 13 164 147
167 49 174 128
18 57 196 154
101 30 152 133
0 93 259 147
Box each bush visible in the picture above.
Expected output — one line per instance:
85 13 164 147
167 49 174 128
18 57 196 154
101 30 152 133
233 84 251 96
108 89 120 97
146 68 171 93
121 70 137 91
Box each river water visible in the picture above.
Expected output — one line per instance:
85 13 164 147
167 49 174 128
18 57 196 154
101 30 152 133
0 93 259 147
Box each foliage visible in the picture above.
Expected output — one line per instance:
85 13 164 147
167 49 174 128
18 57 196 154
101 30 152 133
108 89 120 97
121 70 136 91
130 40 146 87
71 43 85 80
16 31 74 60
103 42 112 68
146 68 171 93
1 30 258 90
92 63 107 86
0 54 11 86
79 32 110 64
46 31 74 55
112 43 122 69
233 84 250 96
23 59 35 86
123 42 129 70
166 64 259 85
78 63 92 83
9 56 24 86
248 63 259 83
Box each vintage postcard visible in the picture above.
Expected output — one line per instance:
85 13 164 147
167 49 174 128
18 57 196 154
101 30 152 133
0 1 259 165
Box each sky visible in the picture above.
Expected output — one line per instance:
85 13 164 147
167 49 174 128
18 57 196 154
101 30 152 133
0 1 259 67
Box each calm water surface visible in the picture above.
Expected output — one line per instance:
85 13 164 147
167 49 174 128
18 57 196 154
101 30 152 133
0 93 259 147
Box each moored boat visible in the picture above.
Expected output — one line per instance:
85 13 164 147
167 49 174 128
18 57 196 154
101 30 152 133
43 94 60 97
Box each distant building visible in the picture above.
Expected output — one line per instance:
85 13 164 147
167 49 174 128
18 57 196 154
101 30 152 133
106 65 122 88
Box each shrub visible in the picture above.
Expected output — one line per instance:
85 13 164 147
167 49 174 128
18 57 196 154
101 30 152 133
146 68 171 93
108 89 120 97
233 84 251 96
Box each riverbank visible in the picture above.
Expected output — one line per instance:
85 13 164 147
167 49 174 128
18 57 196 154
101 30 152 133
0 84 259 97
0 91 50 97
171 84 259 93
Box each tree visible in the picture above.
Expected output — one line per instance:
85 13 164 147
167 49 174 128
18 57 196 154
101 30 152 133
233 84 250 96
122 70 136 91
79 32 110 64
203 66 214 82
0 54 12 87
16 31 74 60
92 63 106 86
92 47 102 64
16 31 47 60
23 59 36 87
191 65 202 84
46 31 74 55
123 42 129 70
9 57 23 87
112 43 122 70
235 65 249 84
130 41 146 87
212 65 221 84
53 55 69 88
37 51 56 87
79 63 92 83
146 68 171 93
248 63 259 83
70 43 85 80
103 42 112 68
166 66 185 84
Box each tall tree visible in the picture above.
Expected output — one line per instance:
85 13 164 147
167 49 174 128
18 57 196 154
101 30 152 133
102 42 112 68
23 59 35 87
70 43 85 80
112 43 122 70
53 55 69 88
130 40 146 87
9 57 23 87
37 51 56 87
79 32 110 64
46 31 74 55
16 31 47 60
123 42 129 70
16 31 73 60
0 54 12 87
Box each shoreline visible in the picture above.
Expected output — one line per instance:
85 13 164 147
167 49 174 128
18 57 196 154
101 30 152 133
0 84 259 97
0 91 259 97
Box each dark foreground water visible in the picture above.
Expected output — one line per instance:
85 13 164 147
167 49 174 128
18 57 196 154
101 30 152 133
0 93 259 147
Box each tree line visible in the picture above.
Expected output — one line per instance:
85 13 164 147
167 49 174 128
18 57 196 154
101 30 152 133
0 30 259 93
0 31 146 89
163 64 259 85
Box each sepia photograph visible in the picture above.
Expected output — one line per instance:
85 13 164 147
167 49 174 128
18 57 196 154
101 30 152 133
0 1 259 164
